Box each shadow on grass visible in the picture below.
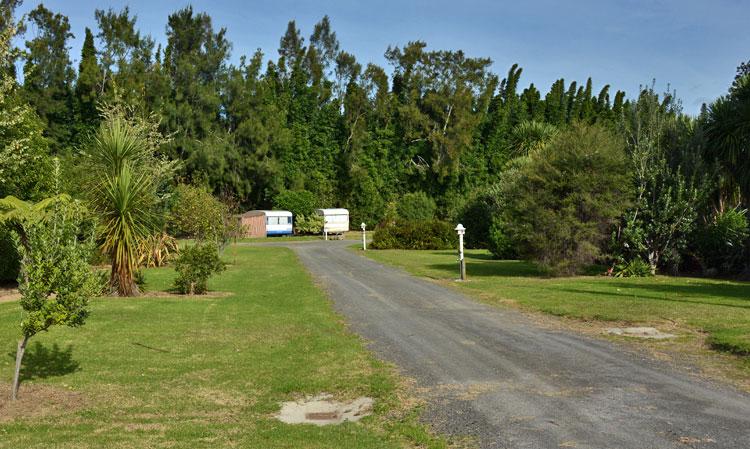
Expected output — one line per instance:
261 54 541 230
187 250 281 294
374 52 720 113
553 286 750 310
428 258 542 278
7 342 80 381
606 281 750 303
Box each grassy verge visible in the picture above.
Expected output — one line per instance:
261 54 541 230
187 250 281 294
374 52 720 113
0 245 446 449
361 249 750 375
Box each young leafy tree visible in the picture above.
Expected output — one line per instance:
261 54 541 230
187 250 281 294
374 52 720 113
169 183 228 242
618 87 700 274
0 194 96 400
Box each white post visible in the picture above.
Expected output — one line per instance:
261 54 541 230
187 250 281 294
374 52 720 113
455 224 466 281
361 222 367 251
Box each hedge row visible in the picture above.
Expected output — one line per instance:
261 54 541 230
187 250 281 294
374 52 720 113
371 220 457 250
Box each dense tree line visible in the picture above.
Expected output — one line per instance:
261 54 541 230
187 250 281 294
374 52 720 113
2 2 749 276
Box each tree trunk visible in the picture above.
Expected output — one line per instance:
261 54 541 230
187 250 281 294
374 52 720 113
111 260 139 297
648 251 658 276
11 336 29 400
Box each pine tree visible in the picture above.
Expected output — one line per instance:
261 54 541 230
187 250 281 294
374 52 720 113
75 28 99 133
22 4 75 153
544 79 567 125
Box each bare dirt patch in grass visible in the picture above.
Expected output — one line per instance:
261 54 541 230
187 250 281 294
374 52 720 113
103 291 234 300
0 382 85 422
0 286 20 303
276 393 374 426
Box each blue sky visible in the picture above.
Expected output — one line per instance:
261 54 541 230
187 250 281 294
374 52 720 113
15 0 750 114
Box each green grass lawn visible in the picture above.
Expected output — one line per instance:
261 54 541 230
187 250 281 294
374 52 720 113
361 249 750 360
0 245 445 449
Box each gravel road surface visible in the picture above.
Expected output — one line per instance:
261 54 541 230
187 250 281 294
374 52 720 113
284 240 750 449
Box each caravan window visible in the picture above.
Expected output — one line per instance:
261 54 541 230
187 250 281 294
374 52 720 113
266 216 291 225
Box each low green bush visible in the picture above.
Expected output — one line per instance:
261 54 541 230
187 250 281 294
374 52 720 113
397 192 436 222
487 219 517 259
294 214 324 235
612 258 653 278
173 243 226 295
692 208 749 274
371 220 456 250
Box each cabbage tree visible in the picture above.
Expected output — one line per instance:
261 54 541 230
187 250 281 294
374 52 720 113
83 107 173 296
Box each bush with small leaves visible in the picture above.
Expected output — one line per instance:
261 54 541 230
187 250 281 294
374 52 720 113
487 219 517 259
397 192 436 222
371 220 456 250
294 214 324 235
169 184 228 243
173 243 226 295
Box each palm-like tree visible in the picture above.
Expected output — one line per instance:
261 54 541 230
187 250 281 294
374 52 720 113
508 120 558 157
86 113 160 296
706 75 750 205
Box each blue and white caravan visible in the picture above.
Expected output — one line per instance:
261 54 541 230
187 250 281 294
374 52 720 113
263 210 293 236
241 210 293 237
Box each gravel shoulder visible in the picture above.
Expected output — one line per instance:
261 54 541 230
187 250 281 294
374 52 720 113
283 240 750 449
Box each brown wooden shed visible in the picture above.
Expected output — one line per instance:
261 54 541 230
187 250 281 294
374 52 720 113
238 211 266 238
237 210 294 238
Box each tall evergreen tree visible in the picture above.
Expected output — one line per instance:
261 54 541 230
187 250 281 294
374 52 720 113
22 4 75 152
74 27 99 134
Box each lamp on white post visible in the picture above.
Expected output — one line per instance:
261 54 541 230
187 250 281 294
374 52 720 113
361 222 367 251
455 223 466 281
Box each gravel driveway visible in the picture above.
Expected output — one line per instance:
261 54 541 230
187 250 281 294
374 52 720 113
285 240 750 449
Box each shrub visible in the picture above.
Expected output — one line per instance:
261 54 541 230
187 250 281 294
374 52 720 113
273 190 316 217
293 213 324 235
173 242 226 295
487 218 517 259
371 220 456 250
397 192 436 222
692 208 749 274
612 258 653 278
504 123 631 276
169 184 227 243
457 181 509 249
137 232 179 267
